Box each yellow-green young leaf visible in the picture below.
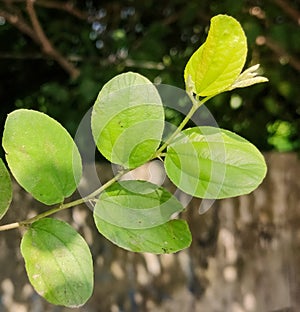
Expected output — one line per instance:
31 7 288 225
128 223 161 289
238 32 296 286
91 72 164 169
94 217 192 254
2 109 82 205
20 218 93 308
184 14 247 97
0 158 12 220
164 127 267 199
94 180 184 229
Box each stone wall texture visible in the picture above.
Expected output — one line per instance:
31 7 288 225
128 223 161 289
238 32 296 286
0 152 299 312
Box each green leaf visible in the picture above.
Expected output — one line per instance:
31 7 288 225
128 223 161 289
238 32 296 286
164 126 267 199
93 217 192 254
0 158 12 220
2 109 82 205
20 218 93 308
94 180 184 229
91 72 164 169
184 14 247 97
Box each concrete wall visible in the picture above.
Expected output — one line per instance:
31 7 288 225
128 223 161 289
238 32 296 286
0 152 299 312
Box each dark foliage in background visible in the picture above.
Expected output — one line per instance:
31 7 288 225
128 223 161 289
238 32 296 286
0 0 299 154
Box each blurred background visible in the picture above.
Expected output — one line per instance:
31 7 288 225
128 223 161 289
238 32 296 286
0 1 300 312
0 0 299 153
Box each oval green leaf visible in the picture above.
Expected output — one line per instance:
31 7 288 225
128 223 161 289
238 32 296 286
94 180 184 229
20 218 93 307
91 72 164 169
0 158 12 220
94 216 191 254
2 109 82 205
164 126 267 199
184 14 247 97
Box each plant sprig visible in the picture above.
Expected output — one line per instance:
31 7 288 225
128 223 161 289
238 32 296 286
0 14 268 308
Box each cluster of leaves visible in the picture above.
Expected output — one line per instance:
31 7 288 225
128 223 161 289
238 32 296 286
0 15 267 308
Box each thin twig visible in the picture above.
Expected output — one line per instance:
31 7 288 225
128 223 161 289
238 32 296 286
0 222 20 231
256 35 300 72
153 95 213 158
0 169 128 231
25 0 80 79
273 0 300 25
0 2 81 78
0 0 88 19
0 8 39 43
36 0 88 20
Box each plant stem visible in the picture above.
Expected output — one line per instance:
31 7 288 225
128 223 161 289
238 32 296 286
153 94 212 158
0 169 127 231
0 94 213 232
82 169 128 200
0 222 21 231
